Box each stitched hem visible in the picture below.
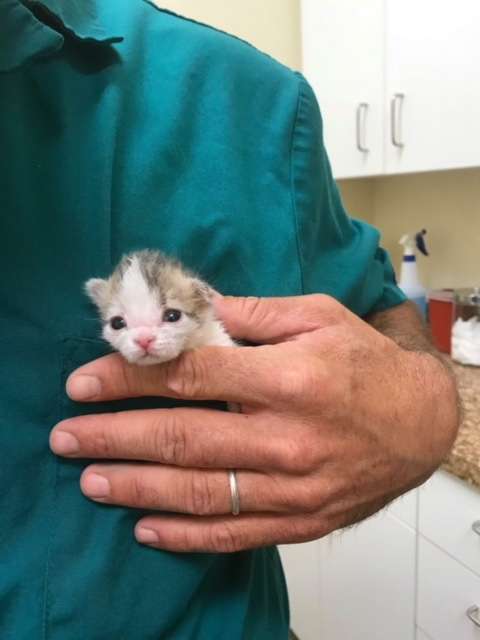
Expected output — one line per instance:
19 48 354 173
289 74 308 295
41 340 66 640
140 0 294 73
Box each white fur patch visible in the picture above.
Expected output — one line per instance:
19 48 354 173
119 257 161 327
87 251 236 365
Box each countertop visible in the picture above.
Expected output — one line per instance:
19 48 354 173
442 361 480 487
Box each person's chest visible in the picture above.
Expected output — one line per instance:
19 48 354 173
1 51 304 341
0 36 293 639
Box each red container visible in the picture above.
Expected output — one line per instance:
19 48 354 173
428 290 455 354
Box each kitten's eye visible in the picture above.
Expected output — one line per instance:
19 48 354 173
110 316 126 330
163 308 182 322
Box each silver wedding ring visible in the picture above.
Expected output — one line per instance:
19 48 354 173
228 470 241 516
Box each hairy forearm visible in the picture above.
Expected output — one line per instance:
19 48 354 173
366 300 461 460
366 300 439 354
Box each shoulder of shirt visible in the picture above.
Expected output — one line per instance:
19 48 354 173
134 0 301 87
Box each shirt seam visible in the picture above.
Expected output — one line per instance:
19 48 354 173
41 342 66 640
140 0 294 74
289 76 306 295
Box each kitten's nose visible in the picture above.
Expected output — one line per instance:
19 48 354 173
135 335 155 351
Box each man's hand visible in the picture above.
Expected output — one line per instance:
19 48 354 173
50 295 459 552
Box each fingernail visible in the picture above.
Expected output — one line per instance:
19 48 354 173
67 375 101 400
136 527 159 544
82 473 110 499
50 431 80 455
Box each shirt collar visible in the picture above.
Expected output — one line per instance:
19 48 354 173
0 0 123 72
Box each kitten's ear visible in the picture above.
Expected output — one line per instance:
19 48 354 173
191 278 213 308
85 278 109 308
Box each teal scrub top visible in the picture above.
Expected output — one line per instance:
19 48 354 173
0 1 406 638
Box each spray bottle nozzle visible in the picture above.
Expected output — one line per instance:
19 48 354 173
415 229 429 256
398 229 428 318
399 229 428 257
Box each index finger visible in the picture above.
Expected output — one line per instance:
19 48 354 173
50 407 309 473
66 345 282 405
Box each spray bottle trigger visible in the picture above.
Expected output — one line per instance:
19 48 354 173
415 229 428 256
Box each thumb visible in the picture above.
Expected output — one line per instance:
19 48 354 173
213 294 343 344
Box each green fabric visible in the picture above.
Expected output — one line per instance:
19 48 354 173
0 1 406 638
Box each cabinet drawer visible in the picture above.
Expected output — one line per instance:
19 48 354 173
416 628 432 640
418 537 480 640
279 541 322 640
419 470 480 574
316 512 416 640
387 487 418 529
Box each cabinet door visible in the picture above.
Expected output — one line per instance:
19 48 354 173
417 536 480 640
385 0 480 174
316 512 416 640
279 541 322 640
301 0 384 178
387 487 418 529
416 629 432 640
281 511 416 640
419 470 480 575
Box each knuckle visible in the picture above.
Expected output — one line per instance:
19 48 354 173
277 368 303 403
128 474 164 508
268 476 303 512
155 412 188 465
186 473 217 515
165 353 207 399
275 437 318 475
296 484 322 513
88 432 111 456
118 360 140 396
240 296 266 323
326 324 351 350
207 522 242 553
311 293 340 312
175 526 198 550
309 294 348 325
130 475 152 505
285 517 323 544
277 360 322 406
88 418 119 457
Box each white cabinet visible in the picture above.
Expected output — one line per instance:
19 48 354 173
301 0 480 178
279 541 322 640
301 0 385 178
280 508 416 640
419 470 480 576
416 629 433 640
417 537 480 640
316 511 416 640
385 0 480 174
387 485 418 529
281 471 480 639
416 470 480 640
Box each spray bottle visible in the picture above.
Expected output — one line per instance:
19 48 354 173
398 229 429 317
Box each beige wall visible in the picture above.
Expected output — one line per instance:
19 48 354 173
373 170 479 290
155 0 301 69
156 1 479 290
336 179 375 225
338 170 480 291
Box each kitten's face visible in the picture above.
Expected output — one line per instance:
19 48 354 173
86 254 211 365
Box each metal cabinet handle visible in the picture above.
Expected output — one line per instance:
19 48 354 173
390 93 405 148
472 521 480 536
466 605 480 627
356 102 369 152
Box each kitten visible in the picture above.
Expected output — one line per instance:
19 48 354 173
85 250 235 365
